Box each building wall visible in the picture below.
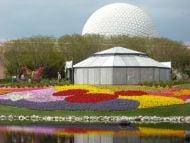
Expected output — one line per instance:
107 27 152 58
126 68 140 84
154 68 160 82
160 68 171 81
113 68 127 84
74 67 171 85
140 68 154 83
100 68 113 84
74 68 113 84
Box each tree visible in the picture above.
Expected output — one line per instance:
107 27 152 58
1 35 190 78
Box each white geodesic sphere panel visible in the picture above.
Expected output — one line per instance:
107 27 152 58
82 3 157 37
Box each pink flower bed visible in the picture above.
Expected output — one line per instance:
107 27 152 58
0 88 65 103
26 88 65 102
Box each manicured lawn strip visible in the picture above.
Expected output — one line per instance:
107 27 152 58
125 103 190 116
138 123 190 130
176 83 190 89
0 104 189 116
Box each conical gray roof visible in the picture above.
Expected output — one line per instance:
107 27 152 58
94 47 146 55
74 47 170 69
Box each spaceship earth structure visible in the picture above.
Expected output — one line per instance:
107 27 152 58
82 3 157 37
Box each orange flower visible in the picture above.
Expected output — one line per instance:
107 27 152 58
174 89 190 96
0 89 11 95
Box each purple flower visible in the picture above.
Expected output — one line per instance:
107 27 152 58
0 99 139 111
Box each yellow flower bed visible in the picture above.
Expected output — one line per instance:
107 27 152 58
54 85 113 94
174 89 190 96
99 85 167 92
140 127 185 137
119 95 184 108
54 85 168 95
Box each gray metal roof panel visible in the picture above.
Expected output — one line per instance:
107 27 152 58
94 47 146 55
73 47 170 69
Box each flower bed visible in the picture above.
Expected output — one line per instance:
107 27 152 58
119 95 184 108
55 85 112 94
0 99 139 111
115 90 148 96
148 88 178 96
65 93 118 103
99 85 166 92
0 89 12 95
0 87 44 94
0 85 188 111
53 89 89 97
174 89 190 96
0 88 65 103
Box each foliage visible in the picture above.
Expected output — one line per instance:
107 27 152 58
176 83 190 89
142 80 190 87
2 36 64 78
1 35 190 78
0 79 69 88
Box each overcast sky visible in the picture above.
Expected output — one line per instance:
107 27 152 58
0 0 190 42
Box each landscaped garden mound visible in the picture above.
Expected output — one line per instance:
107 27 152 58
0 85 189 111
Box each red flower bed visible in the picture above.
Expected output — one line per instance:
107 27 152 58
115 90 148 96
53 89 89 97
65 93 118 103
177 96 190 101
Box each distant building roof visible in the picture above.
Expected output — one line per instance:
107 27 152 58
94 47 146 55
74 47 170 69
184 42 190 49
0 39 7 46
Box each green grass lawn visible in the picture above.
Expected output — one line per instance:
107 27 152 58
0 103 189 117
138 123 190 130
176 83 190 89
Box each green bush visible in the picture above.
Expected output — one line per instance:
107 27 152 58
141 80 190 87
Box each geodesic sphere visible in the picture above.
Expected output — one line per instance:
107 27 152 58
82 3 157 37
